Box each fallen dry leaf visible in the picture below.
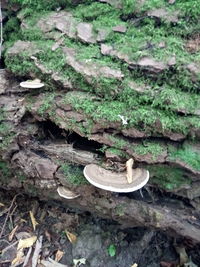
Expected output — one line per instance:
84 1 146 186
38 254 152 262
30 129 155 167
65 230 77 244
11 248 24 267
17 236 37 250
0 202 5 207
9 225 19 241
29 211 39 231
55 250 64 262
131 264 138 267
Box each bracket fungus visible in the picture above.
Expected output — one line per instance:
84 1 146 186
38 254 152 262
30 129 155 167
20 79 44 88
57 186 80 199
83 159 149 193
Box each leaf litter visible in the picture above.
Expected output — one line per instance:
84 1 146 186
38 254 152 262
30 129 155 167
0 193 80 266
0 192 200 266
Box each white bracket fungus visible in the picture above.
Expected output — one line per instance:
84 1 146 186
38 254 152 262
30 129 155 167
57 186 80 199
83 159 149 193
20 79 44 89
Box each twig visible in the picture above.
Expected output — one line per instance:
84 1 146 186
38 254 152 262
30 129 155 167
0 0 3 60
22 246 33 267
32 235 43 267
9 204 18 229
0 194 20 239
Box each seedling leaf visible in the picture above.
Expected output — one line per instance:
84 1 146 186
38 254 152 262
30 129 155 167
107 244 116 257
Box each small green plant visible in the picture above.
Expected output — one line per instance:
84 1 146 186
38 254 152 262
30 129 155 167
107 244 116 257
114 204 125 216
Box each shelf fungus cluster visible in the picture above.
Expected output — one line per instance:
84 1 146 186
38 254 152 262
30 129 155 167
20 79 44 89
57 159 149 198
83 158 149 193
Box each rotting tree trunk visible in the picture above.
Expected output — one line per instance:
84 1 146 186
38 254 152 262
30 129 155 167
1 0 200 244
1 69 200 243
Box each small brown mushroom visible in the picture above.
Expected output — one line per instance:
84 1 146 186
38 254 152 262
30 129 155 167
20 79 44 88
57 186 80 199
83 164 149 193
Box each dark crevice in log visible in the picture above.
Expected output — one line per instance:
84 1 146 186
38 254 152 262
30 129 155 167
37 120 103 153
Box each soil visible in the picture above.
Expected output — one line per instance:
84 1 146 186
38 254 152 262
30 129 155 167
0 190 199 267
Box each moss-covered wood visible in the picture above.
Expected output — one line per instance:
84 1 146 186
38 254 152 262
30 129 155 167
1 0 200 243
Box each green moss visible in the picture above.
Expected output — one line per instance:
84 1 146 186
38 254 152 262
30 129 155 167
38 93 56 116
133 142 165 159
169 144 200 171
122 0 136 14
93 12 124 32
175 1 200 19
3 17 22 46
72 2 115 20
64 90 199 136
106 148 127 158
10 0 74 11
60 163 89 186
108 135 128 150
0 109 16 150
4 0 200 143
151 87 200 114
149 165 191 190
5 52 38 75
22 27 44 41
0 161 12 180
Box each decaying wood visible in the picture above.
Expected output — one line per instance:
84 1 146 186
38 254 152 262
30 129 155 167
9 173 200 244
38 144 100 165
1 57 200 245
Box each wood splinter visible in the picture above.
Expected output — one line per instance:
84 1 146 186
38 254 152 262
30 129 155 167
126 158 134 184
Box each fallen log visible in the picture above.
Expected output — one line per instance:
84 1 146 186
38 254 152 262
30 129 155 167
0 69 200 244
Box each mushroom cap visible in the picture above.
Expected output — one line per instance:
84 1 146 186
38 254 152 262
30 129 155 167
57 186 80 199
20 79 44 88
83 164 149 193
